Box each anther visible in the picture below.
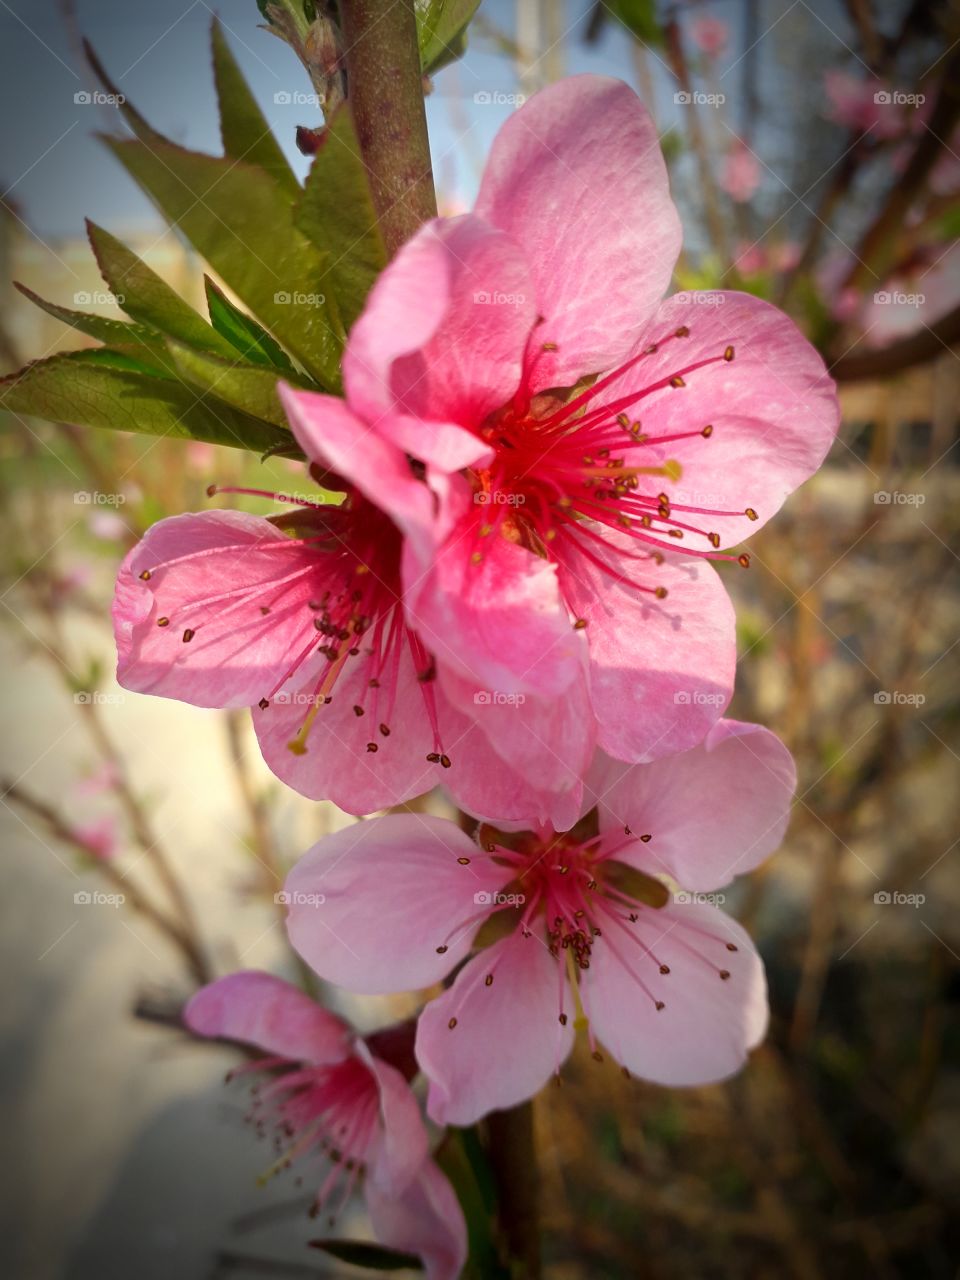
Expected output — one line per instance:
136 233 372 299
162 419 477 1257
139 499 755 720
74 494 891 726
448 1017 458 1030
701 424 713 437
559 1013 568 1025
654 586 668 599
655 1000 665 1011
726 943 738 951
352 705 364 717
573 617 588 630
138 569 151 581
659 964 670 975
485 974 494 986
457 857 471 866
542 341 558 352
157 617 169 627
379 723 390 737
640 834 652 843
426 752 441 763
708 533 720 548
258 698 269 710
669 375 686 389
719 970 731 980
182 628 195 643
745 507 758 521
737 553 751 568
205 484 217 497
436 945 448 954
724 345 735 361
675 325 690 337
440 754 451 769
366 742 378 753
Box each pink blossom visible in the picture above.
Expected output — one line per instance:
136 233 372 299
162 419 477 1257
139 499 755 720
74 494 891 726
71 814 118 861
281 76 838 811
185 971 465 1279
283 721 796 1123
689 15 728 57
719 138 761 202
822 69 904 140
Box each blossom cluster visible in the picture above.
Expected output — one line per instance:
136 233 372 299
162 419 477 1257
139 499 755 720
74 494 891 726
113 77 838 1275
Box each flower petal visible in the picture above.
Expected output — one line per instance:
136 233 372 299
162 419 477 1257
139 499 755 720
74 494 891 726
113 510 331 709
595 720 797 890
610 290 840 546
284 814 510 994
475 75 681 392
366 1159 468 1280
183 971 352 1065
416 931 575 1125
361 1048 430 1195
558 536 736 761
343 214 537 432
579 902 767 1085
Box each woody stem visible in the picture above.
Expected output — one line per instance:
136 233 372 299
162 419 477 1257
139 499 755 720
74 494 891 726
486 1098 542 1278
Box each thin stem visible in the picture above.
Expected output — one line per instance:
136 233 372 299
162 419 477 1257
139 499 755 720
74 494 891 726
339 0 437 256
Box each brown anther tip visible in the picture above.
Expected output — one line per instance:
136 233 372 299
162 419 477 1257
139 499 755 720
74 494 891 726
542 341 558 352
559 1013 568 1025
470 551 483 565
138 569 151 581
369 678 380 689
726 942 738 951
426 752 441 763
745 507 758 521
616 412 630 427
260 606 270 616
573 617 588 630
655 1000 665 1011
738 553 751 568
157 616 169 627
675 325 690 338
439 754 451 769
457 856 471 866
659 964 670 974
701 424 714 437
182 628 195 643
708 532 720 548
436 944 448 954
485 974 494 986
592 1050 604 1062
352 705 364 717
366 742 378 753
654 585 668 599
447 1017 458 1030
258 698 269 710
669 375 686 389
624 824 632 835
723 345 735 361
205 484 217 497
379 723 390 737
719 969 731 980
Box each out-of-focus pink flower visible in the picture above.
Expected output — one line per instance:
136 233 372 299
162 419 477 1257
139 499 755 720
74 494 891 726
689 15 728 57
185 441 216 472
71 815 118 861
734 242 768 276
75 761 120 798
283 721 796 1124
88 511 128 542
719 139 761 202
185 971 466 1280
822 69 904 140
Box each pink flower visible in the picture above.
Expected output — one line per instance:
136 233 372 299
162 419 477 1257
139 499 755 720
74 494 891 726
689 15 728 57
185 971 466 1280
111 425 561 822
71 814 118 861
282 720 796 1124
822 69 904 140
282 76 838 815
719 138 761 202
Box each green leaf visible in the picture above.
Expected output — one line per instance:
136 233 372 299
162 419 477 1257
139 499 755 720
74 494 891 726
165 341 292 428
607 0 663 44
309 1239 423 1271
415 0 481 74
100 136 344 388
0 352 293 454
13 282 174 375
86 222 241 361
204 277 298 375
211 17 300 198
296 108 387 329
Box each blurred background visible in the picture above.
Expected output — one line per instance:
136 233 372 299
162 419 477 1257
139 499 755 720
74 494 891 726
1 0 958 1277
